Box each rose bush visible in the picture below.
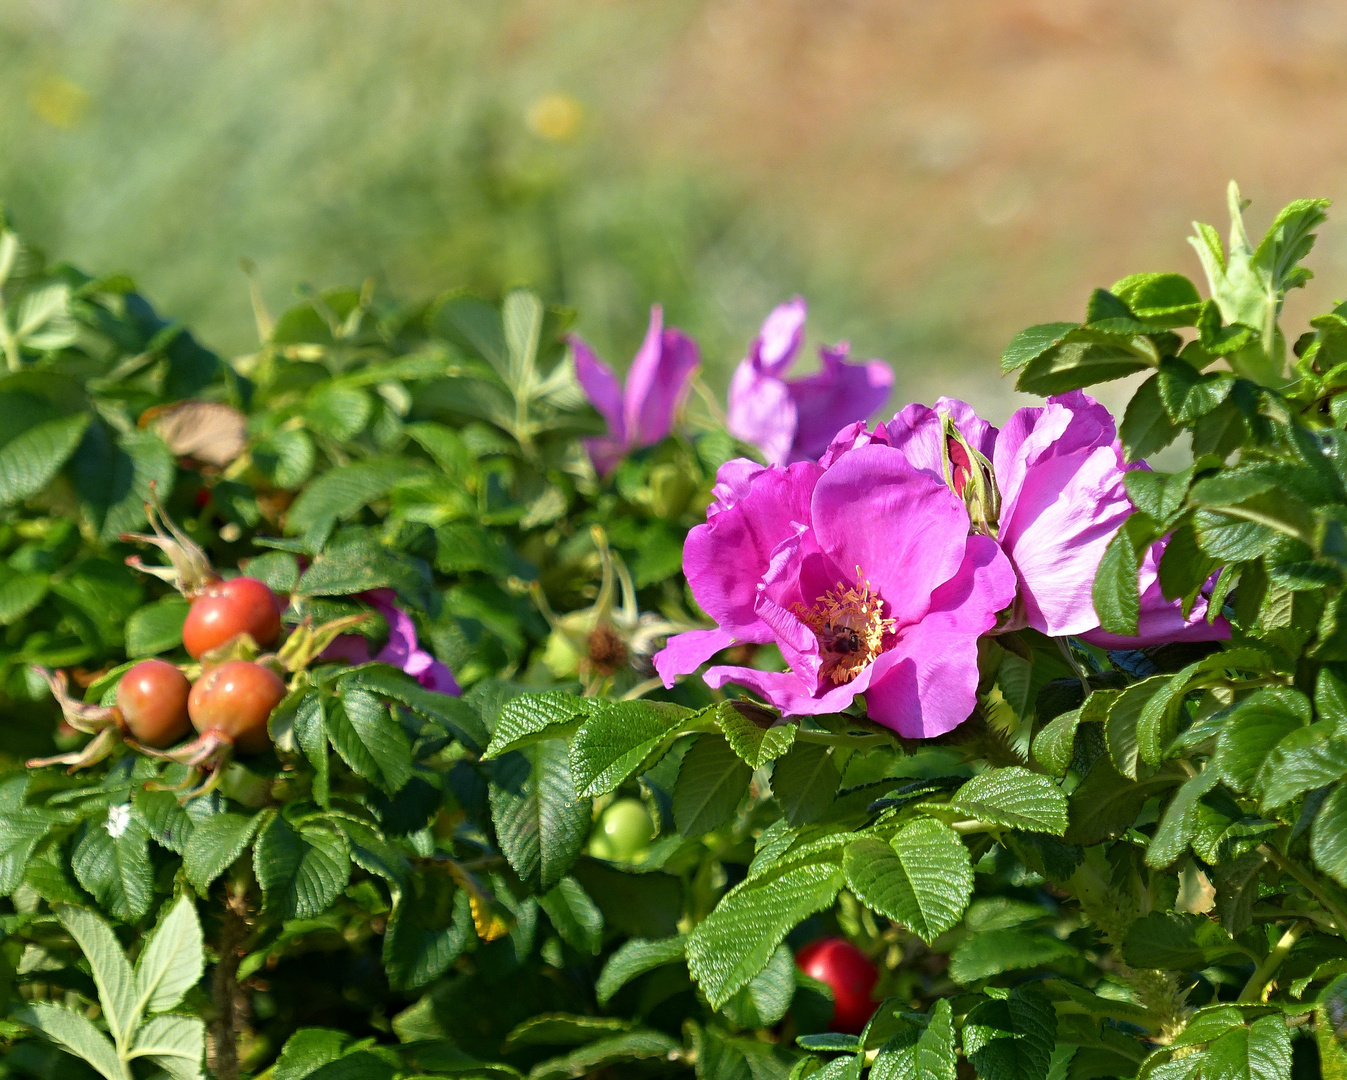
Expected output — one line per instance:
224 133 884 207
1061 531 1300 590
0 184 1345 1080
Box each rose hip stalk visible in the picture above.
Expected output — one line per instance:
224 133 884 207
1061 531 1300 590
28 660 192 771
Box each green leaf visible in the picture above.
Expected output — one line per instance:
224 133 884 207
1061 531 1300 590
124 596 189 657
539 876 604 956
1120 375 1181 463
483 691 589 760
1001 323 1078 374
1032 706 1084 778
502 289 544 393
304 383 372 441
0 412 88 507
948 927 1076 985
1065 759 1176 847
1093 514 1156 636
721 944 795 1029
1312 783 1347 888
382 875 473 991
15 1001 125 1080
385 872 474 991
1016 334 1152 396
182 811 264 894
843 820 973 943
674 734 752 837
595 936 687 1005
0 810 55 894
1211 692 1307 794
489 739 590 892
285 460 406 536
1201 1015 1292 1080
78 428 177 544
932 767 1068 835
0 569 49 624
569 700 691 798
56 903 137 1049
1255 722 1347 813
871 999 957 1080
327 685 414 795
72 813 153 921
252 427 315 489
253 814 351 920
686 855 846 1008
716 703 797 767
1146 769 1217 869
1157 358 1234 424
1112 272 1203 327
126 1014 205 1080
133 896 204 1017
503 1014 634 1049
963 986 1057 1080
1122 912 1244 969
771 743 840 827
527 1031 680 1080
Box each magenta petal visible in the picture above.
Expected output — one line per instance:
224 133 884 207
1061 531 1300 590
584 436 627 477
1079 544 1231 649
753 297 808 377
727 362 797 467
683 462 822 635
1001 445 1133 637
625 307 700 447
786 345 894 462
654 628 737 686
408 653 462 695
863 535 1016 738
709 458 768 516
572 335 626 443
817 421 886 468
321 635 373 666
883 397 997 481
808 444 969 627
703 663 869 716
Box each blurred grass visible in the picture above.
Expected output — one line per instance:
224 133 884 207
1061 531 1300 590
0 0 897 393
5 1 1347 425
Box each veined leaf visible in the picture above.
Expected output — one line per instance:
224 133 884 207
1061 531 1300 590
595 936 687 1005
14 1001 125 1080
253 814 351 920
871 999 957 1080
56 904 137 1050
133 896 204 1017
489 739 590 892
963 985 1057 1080
929 767 1068 836
569 699 691 798
483 691 589 760
844 820 973 943
686 855 845 1008
183 811 265 894
126 1014 205 1080
0 412 88 508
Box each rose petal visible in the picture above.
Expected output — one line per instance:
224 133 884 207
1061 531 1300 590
787 344 894 462
808 444 969 627
572 335 626 443
654 628 737 686
863 535 1016 737
728 362 797 466
753 297 808 377
626 307 700 447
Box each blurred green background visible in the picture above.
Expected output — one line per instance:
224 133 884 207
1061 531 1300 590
3 0 1347 422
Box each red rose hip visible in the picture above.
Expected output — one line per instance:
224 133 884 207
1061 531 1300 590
187 660 285 754
182 577 282 659
115 660 191 748
795 937 879 1034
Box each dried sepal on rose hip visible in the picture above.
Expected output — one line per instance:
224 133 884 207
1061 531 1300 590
28 660 192 771
121 483 286 658
144 659 289 800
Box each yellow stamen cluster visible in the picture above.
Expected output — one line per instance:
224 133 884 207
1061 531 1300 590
796 572 896 685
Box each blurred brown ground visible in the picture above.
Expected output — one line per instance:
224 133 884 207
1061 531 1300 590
6 0 1347 423
605 0 1347 414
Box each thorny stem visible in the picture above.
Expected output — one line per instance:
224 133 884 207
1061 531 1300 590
207 887 249 1080
1259 843 1347 940
1238 919 1309 1004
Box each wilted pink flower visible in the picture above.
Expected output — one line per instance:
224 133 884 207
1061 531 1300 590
655 446 1016 737
324 589 460 695
573 306 700 475
727 298 894 466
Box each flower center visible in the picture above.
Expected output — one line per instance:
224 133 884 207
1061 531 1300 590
796 575 896 686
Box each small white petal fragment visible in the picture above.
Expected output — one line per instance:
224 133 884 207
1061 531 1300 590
105 804 132 839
